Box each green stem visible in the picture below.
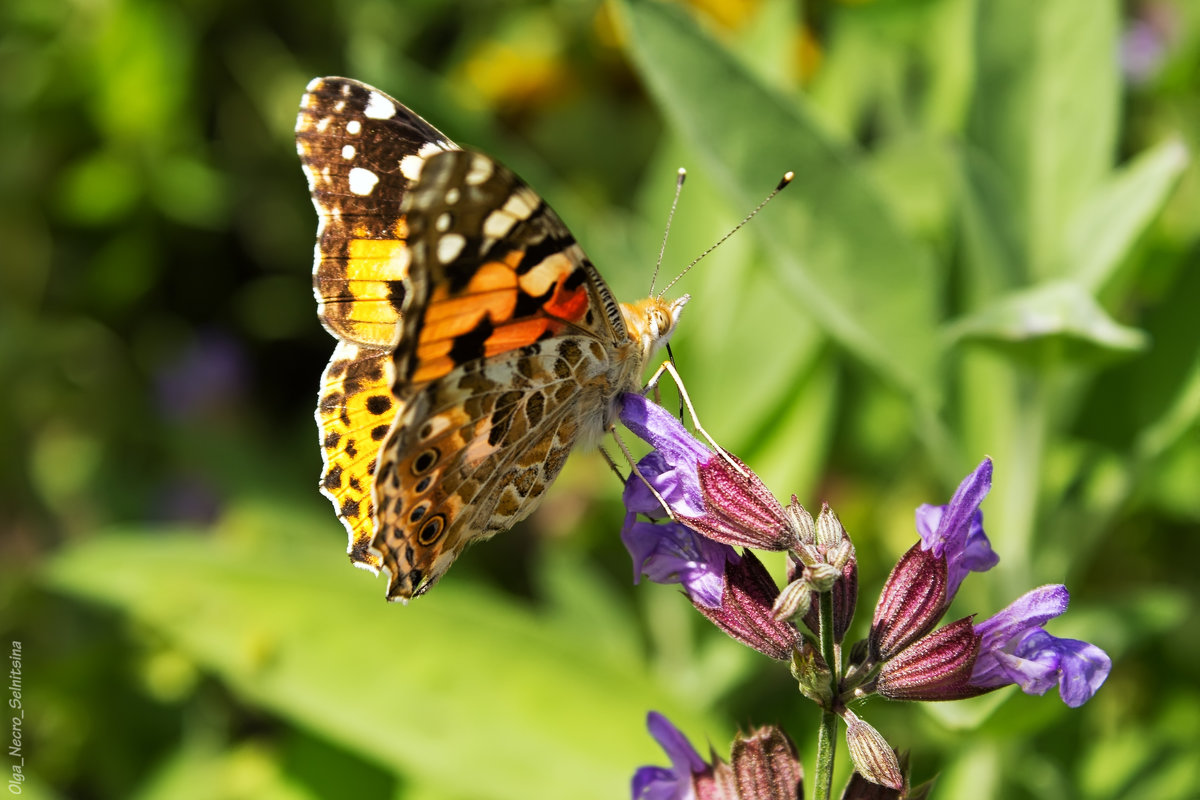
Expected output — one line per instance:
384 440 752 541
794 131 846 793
813 589 838 800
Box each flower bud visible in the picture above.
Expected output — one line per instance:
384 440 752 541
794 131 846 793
693 550 801 661
803 556 859 646
791 640 833 707
786 497 815 545
816 504 846 548
773 578 813 621
875 617 983 702
843 710 903 791
727 726 805 799
840 753 929 800
808 563 841 593
869 544 948 661
686 455 799 550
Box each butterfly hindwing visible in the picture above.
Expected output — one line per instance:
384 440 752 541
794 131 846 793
315 341 399 571
371 335 614 598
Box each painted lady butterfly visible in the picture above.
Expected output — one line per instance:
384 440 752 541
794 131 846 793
296 77 688 601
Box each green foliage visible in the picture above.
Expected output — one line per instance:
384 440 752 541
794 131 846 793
4 0 1200 797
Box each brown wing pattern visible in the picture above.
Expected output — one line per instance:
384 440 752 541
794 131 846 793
368 150 630 599
296 77 456 347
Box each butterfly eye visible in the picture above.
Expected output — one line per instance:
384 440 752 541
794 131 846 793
418 514 446 545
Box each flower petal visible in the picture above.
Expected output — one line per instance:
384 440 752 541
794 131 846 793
973 584 1070 648
620 393 713 466
633 712 708 800
624 451 706 518
622 520 737 609
1012 629 1112 707
915 458 999 598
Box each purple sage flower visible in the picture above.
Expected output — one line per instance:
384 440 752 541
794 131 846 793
619 393 798 550
623 518 738 609
970 585 1111 707
914 457 999 601
694 549 802 661
633 712 711 800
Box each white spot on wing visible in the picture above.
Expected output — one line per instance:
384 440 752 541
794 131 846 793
437 233 465 263
483 209 517 239
341 144 355 160
348 167 379 195
364 91 396 120
346 120 361 135
465 155 493 185
503 190 535 219
445 188 460 205
400 154 425 181
435 212 452 232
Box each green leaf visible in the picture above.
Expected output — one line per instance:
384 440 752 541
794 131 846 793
43 516 721 800
947 280 1149 362
618 0 941 409
969 0 1120 281
1066 138 1189 293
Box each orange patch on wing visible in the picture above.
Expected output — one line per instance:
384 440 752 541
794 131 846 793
484 318 553 354
411 354 456 383
420 260 519 340
544 277 589 323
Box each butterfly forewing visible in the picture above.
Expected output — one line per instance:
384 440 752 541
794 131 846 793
363 149 631 598
296 77 455 348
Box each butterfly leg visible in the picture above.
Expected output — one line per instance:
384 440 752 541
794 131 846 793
607 424 683 522
598 445 627 483
641 359 746 476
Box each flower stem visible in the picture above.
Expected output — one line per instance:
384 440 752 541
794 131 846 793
813 589 838 800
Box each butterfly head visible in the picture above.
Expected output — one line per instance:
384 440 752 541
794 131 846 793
622 294 690 364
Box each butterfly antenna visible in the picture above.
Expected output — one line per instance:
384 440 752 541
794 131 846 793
649 167 687 296
656 171 794 300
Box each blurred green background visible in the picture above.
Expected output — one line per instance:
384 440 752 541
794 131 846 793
3 0 1198 797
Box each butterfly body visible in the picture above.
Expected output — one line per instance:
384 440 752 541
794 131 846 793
297 77 686 601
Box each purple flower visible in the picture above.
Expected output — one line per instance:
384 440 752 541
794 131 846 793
914 458 999 601
633 714 805 800
620 394 798 550
633 712 710 800
622 518 738 609
624 451 706 519
970 585 1111 707
620 393 710 515
694 549 802 661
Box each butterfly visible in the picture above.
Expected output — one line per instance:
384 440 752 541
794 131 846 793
295 77 689 601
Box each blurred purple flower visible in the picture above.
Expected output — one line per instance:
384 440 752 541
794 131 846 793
914 457 999 601
1120 2 1178 85
970 585 1111 707
155 330 246 420
633 712 710 800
